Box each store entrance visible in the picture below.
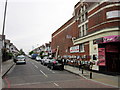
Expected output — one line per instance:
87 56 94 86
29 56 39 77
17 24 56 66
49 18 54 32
106 52 120 73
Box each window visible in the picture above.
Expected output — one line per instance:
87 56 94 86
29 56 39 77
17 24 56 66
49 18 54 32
82 25 84 36
83 5 86 11
79 27 81 37
80 44 84 52
82 15 84 22
81 6 83 13
85 12 88 21
85 23 88 30
80 26 83 37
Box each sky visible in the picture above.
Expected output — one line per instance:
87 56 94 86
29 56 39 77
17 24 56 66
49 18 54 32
0 0 80 54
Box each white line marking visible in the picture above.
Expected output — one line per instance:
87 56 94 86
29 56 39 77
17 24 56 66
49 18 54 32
31 62 34 65
34 65 38 68
52 71 55 73
47 68 55 73
40 70 48 77
53 83 59 87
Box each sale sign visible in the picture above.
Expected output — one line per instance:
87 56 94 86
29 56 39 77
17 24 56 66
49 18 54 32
97 48 106 66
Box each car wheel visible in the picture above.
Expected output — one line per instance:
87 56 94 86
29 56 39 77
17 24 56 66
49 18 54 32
43 63 45 66
51 66 54 70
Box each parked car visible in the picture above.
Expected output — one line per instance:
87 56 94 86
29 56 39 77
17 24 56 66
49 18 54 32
31 54 38 59
16 55 26 64
42 57 52 66
47 59 64 70
36 56 41 61
41 57 47 64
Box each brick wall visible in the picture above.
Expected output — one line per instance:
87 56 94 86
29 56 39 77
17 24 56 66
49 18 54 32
51 17 79 56
88 2 120 34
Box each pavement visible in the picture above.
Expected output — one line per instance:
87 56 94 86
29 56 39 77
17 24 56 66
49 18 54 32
2 59 15 78
1 59 15 89
1 59 119 89
64 65 119 88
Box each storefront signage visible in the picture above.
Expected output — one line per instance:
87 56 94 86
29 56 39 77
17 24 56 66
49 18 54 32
94 35 120 44
103 35 120 43
70 45 79 53
98 48 106 66
93 38 103 44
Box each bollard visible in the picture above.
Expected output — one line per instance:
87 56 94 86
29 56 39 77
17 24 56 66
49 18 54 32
82 69 83 74
82 66 84 74
90 70 92 79
89 62 93 79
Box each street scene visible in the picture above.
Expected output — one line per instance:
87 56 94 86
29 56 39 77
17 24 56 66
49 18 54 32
0 0 120 89
2 58 118 88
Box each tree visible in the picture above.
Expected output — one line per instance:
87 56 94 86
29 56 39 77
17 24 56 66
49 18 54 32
19 49 25 55
40 51 44 59
29 51 34 55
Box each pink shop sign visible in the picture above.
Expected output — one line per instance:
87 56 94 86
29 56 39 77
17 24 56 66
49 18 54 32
103 35 120 43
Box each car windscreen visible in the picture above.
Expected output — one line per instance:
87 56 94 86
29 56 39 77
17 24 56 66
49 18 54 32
17 57 25 59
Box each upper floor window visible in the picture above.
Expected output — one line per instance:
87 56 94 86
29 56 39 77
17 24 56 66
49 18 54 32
83 5 86 11
85 23 88 31
80 44 84 52
81 6 84 13
85 12 88 21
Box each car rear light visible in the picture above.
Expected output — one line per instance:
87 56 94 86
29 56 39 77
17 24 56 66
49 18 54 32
53 61 56 64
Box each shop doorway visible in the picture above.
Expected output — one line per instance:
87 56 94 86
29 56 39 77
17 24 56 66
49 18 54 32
106 52 120 73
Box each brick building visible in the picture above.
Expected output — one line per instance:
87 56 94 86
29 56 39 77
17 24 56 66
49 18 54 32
51 17 79 58
51 1 120 74
73 1 120 73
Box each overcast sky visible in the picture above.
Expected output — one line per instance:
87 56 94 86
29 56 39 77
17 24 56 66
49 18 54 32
0 0 80 53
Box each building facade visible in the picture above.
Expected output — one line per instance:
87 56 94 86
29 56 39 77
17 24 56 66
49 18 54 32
73 1 120 73
51 1 120 74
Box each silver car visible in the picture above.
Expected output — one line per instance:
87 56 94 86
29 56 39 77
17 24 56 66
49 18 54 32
16 55 26 64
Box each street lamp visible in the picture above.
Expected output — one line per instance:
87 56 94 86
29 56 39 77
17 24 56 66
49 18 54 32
2 0 8 40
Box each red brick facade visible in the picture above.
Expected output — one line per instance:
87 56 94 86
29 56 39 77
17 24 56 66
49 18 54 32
51 1 120 72
51 17 79 56
88 2 120 34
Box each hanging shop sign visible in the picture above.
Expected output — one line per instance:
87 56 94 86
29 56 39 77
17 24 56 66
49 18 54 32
97 48 106 66
103 35 120 43
70 45 79 53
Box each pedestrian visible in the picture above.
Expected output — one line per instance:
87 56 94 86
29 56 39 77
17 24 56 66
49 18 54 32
78 60 81 71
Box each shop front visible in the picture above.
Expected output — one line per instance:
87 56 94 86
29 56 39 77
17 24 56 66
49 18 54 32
95 35 120 74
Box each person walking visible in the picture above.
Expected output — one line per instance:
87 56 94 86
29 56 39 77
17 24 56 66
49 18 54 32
78 60 81 71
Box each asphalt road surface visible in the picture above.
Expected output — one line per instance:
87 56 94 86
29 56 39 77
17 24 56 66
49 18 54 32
2 58 117 89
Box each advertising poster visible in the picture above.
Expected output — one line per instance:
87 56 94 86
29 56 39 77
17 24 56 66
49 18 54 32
98 48 106 66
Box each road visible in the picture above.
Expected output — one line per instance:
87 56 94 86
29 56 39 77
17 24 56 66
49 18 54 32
2 58 116 89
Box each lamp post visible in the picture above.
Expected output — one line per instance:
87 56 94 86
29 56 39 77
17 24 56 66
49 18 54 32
2 0 8 40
